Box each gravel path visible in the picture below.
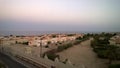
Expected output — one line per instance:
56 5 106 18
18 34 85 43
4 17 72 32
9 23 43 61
57 39 108 68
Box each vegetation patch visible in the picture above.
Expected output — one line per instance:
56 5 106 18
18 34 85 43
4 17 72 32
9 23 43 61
109 64 120 68
57 43 73 52
90 33 120 64
44 34 90 61
0 62 6 68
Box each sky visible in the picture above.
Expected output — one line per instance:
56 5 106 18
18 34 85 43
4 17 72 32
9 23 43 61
0 0 120 35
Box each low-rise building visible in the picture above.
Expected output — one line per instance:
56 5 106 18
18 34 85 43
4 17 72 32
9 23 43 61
109 34 120 46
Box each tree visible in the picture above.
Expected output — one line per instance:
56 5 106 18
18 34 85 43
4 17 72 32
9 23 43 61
22 42 29 45
67 34 75 36
46 53 59 61
47 41 51 44
76 36 82 40
52 35 56 38
10 34 13 37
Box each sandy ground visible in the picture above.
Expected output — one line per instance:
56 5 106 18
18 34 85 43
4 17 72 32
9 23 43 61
57 39 108 68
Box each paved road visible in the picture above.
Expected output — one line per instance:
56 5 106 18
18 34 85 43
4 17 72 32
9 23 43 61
0 53 27 68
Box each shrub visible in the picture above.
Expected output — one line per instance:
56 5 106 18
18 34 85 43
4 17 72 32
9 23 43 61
46 53 59 61
57 43 73 52
45 45 49 48
0 63 6 68
57 46 65 52
109 64 120 68
47 41 51 44
73 40 81 45
22 42 29 45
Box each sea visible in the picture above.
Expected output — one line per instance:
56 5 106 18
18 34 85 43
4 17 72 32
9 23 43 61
0 31 117 36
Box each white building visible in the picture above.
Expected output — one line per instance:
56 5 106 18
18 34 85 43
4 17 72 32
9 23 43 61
109 35 120 46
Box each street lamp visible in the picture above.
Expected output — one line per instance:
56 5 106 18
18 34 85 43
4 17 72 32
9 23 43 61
40 38 42 57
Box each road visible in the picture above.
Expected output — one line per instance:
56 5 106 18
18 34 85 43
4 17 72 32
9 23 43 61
0 53 27 68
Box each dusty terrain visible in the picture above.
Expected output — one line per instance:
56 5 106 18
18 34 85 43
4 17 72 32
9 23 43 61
57 39 108 68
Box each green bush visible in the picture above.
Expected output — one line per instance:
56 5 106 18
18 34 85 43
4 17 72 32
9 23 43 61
91 33 120 65
0 63 6 68
73 40 81 45
45 45 49 48
57 46 65 52
46 53 59 61
57 43 73 52
97 50 108 58
76 37 82 40
22 42 29 45
67 34 75 36
109 64 120 68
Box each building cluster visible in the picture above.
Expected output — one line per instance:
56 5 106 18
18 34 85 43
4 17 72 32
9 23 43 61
109 34 120 46
0 34 83 47
0 33 83 59
0 34 83 68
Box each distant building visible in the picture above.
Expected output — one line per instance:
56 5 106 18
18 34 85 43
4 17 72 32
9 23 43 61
109 34 120 46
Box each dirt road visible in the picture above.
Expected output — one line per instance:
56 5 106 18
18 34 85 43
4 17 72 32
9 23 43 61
57 39 108 68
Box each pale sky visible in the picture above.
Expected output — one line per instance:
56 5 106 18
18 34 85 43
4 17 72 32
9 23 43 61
0 0 120 34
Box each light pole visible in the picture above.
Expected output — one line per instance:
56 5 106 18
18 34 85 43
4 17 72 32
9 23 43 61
40 38 42 57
